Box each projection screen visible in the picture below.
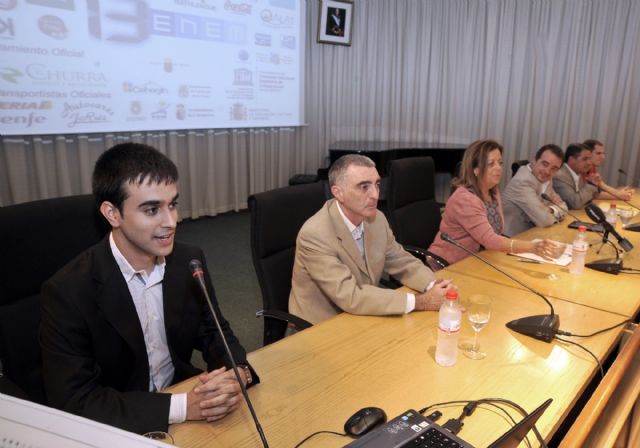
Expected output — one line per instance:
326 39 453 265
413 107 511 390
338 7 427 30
0 0 305 136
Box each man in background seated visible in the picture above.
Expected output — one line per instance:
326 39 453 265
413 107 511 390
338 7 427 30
553 143 599 209
289 154 453 325
583 139 634 201
41 143 257 434
503 144 567 236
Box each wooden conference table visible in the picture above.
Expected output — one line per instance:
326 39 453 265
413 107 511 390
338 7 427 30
168 197 640 447
445 198 640 319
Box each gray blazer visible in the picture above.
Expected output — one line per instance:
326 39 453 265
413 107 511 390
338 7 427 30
552 164 598 209
288 199 435 324
502 164 567 236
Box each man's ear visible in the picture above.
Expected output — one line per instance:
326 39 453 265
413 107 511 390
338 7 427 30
99 201 121 228
330 184 343 202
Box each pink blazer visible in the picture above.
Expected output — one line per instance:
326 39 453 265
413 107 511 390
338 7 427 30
428 187 505 265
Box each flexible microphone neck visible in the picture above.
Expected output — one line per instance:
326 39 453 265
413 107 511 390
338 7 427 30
540 193 581 222
440 234 555 315
189 260 270 448
586 180 640 212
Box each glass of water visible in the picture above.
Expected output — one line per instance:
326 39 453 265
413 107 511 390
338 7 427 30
461 294 492 360
619 209 634 228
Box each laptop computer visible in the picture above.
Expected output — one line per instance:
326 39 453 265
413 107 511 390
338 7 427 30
344 399 552 448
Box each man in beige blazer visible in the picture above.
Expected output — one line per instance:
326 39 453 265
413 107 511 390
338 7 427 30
289 154 453 324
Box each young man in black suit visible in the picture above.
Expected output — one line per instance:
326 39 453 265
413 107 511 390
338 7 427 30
40 142 257 434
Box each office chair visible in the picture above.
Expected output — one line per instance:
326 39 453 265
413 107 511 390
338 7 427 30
386 156 448 271
511 160 529 177
249 182 328 346
0 195 109 403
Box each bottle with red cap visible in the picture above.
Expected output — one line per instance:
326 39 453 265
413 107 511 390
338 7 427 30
435 289 462 367
570 225 588 275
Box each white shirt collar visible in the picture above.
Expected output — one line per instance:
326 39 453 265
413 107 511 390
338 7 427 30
336 202 363 235
109 232 165 283
565 164 581 189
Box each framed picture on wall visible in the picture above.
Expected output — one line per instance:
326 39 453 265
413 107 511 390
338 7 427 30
317 0 354 46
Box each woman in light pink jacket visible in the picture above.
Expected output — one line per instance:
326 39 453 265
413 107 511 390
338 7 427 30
428 139 562 266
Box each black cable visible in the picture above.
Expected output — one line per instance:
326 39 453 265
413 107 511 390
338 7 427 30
293 430 346 448
620 271 640 274
419 398 545 448
620 267 640 272
556 319 631 337
555 336 605 378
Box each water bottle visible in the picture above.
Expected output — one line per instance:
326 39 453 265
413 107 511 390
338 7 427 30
435 289 462 367
569 225 588 275
606 203 617 227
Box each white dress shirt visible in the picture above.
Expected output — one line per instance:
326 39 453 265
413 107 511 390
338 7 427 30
109 233 187 424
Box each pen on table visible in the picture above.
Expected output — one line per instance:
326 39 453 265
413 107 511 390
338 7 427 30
517 258 542 264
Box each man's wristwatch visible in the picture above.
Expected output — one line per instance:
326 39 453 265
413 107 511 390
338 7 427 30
239 364 252 385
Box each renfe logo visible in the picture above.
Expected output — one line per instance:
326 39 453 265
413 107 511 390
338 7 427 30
0 112 46 128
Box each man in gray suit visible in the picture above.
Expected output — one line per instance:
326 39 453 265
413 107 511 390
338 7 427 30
289 154 453 324
553 143 599 209
503 144 567 236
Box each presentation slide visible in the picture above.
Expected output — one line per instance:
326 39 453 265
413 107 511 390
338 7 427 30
0 0 305 136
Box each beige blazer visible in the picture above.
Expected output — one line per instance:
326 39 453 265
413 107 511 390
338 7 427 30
288 199 435 324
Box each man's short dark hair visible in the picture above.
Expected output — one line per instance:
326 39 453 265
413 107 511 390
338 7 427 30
328 154 376 186
564 143 591 163
92 142 178 213
583 139 603 150
535 144 563 161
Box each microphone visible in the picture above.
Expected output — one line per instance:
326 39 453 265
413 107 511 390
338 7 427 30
540 193 604 233
584 204 633 252
618 168 640 186
189 259 269 448
439 233 559 343
540 193 581 222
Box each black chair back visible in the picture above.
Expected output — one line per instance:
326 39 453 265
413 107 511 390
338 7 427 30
511 159 529 177
249 183 327 346
386 156 442 250
0 195 108 403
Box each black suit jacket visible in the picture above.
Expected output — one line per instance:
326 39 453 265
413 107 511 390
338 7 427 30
40 237 257 434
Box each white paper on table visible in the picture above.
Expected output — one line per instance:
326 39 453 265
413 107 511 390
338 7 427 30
508 239 573 266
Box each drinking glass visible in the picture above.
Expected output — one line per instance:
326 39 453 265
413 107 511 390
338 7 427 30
619 209 634 228
461 294 492 360
546 236 565 281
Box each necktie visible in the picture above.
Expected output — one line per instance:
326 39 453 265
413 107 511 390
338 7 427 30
352 226 365 258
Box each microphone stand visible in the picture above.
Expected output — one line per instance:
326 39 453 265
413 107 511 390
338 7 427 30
189 260 270 448
440 234 559 343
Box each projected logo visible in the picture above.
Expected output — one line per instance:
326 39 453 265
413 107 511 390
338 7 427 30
26 0 75 10
12 64 107 86
122 81 168 95
38 15 68 39
254 33 271 47
0 100 52 110
260 9 293 28
238 50 250 62
225 1 252 15
281 35 295 49
61 101 113 128
151 101 169 119
1 112 46 128
268 0 295 10
233 68 253 86
0 17 15 39
176 104 185 120
0 0 17 10
173 0 216 11
229 103 246 121
130 101 142 115
0 67 22 83
88 2 246 45
177 84 212 98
